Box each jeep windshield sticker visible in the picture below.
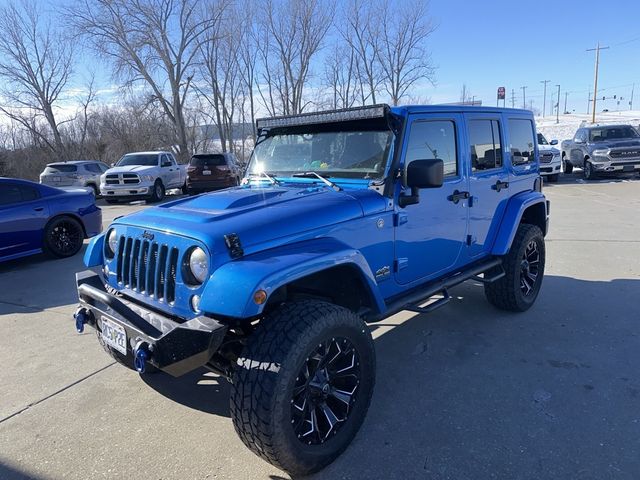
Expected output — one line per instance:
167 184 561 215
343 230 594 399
247 130 394 181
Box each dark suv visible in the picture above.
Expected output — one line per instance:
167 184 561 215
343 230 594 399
186 153 241 194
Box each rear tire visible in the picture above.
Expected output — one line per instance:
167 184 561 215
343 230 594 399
181 182 188 194
148 180 165 203
548 174 559 183
563 158 573 174
485 224 545 312
44 216 84 258
230 300 376 476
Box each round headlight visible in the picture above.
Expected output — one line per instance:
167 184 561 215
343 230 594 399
106 229 118 258
187 247 209 284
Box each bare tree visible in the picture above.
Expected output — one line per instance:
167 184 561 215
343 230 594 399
323 44 361 110
256 0 334 116
68 0 223 161
0 1 74 158
377 0 436 106
339 0 382 105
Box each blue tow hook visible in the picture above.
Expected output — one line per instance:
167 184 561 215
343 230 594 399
134 343 151 374
74 308 89 333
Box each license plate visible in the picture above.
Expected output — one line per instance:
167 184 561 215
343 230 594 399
202 170 212 175
52 176 61 182
100 317 127 355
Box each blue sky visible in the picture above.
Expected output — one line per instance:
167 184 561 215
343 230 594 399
9 0 640 115
425 0 640 113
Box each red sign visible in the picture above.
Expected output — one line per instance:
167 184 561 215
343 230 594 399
497 87 506 100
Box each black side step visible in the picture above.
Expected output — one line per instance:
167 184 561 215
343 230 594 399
404 288 451 314
366 257 503 322
471 265 505 284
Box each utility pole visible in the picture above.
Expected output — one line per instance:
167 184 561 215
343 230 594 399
555 84 560 124
587 42 609 123
564 92 569 114
521 86 527 109
540 80 550 117
630 83 635 110
511 89 516 108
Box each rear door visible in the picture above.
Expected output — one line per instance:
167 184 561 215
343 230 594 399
0 184 50 259
464 113 510 259
394 113 469 285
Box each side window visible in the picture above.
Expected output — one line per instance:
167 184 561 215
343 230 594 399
99 163 109 172
20 186 39 202
169 154 177 166
85 163 100 173
161 155 172 167
509 119 536 166
406 120 458 178
0 184 23 206
469 119 502 172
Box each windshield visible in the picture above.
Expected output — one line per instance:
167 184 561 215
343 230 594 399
589 126 640 142
116 154 159 167
248 130 393 180
537 133 549 145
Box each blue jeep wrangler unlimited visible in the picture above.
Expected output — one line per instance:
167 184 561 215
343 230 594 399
75 104 548 475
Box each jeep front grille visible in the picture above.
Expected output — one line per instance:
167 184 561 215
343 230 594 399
116 236 178 303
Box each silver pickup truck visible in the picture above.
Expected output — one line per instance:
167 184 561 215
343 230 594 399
100 151 187 203
561 124 640 179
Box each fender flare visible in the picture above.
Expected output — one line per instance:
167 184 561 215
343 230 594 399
491 191 548 256
84 233 105 267
200 238 385 318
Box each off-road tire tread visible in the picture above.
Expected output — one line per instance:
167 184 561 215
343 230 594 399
485 224 545 312
230 300 375 475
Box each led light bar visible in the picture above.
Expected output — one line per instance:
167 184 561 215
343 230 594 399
257 104 390 129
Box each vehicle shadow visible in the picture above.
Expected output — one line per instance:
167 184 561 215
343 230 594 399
137 275 640 479
0 461 46 480
0 245 90 313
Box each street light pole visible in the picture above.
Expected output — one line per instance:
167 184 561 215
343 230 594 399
555 84 560 124
521 86 527 109
540 80 550 117
587 42 609 123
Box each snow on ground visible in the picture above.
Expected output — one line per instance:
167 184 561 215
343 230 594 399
535 110 640 143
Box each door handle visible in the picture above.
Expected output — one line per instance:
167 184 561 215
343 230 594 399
34 207 44 212
492 180 509 192
447 190 470 204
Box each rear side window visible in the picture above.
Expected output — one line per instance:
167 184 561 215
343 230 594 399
44 164 77 174
0 184 39 206
405 120 458 177
190 155 227 167
84 163 102 173
469 120 503 171
509 119 536 166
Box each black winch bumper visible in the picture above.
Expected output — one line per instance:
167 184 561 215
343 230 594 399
74 271 227 377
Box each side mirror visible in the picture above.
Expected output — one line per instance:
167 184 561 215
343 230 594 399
399 159 444 207
110 163 115 167
574 137 584 144
550 139 558 145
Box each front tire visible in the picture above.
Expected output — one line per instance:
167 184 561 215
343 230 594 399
230 300 376 476
44 216 84 258
563 158 573 174
148 180 165 203
548 174 559 183
485 224 545 312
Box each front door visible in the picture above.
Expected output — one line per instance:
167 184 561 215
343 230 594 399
394 114 469 286
0 183 49 260
464 113 510 258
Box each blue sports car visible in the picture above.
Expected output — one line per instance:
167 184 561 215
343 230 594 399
0 177 102 262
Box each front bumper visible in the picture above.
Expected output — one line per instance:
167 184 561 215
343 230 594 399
75 271 227 377
591 157 640 173
100 183 151 197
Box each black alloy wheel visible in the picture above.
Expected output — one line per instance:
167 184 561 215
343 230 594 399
520 239 541 297
291 337 361 445
45 216 84 258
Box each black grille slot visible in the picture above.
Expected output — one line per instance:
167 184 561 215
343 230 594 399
123 174 139 184
114 234 181 304
106 174 120 185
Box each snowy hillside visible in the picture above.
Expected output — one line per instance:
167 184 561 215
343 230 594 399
535 110 640 143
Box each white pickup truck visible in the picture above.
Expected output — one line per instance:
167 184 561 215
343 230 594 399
100 151 187 204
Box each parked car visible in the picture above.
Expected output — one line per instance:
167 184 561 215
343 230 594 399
100 151 187 204
0 178 102 263
186 153 241 194
537 133 561 182
561 124 640 179
39 160 110 197
74 104 548 476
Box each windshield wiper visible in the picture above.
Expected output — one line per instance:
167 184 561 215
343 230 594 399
292 171 342 191
247 171 280 185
